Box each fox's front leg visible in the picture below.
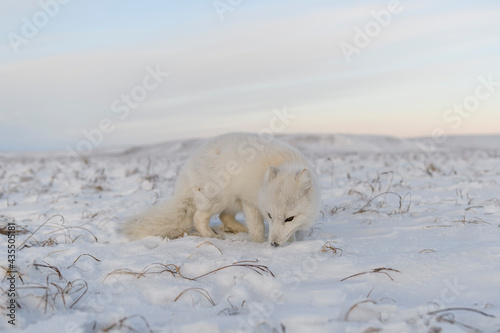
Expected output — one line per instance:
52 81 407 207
242 202 265 242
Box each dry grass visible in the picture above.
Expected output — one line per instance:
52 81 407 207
345 299 378 321
321 241 343 257
102 314 153 333
452 215 491 225
341 267 401 282
406 306 496 332
218 297 246 316
334 170 414 217
33 261 63 279
190 260 275 280
18 214 98 250
361 328 382 333
425 307 496 333
174 287 215 306
103 263 184 282
67 254 101 269
419 249 436 254
427 307 495 318
354 191 412 216
103 260 275 283
425 162 440 176
328 204 349 216
19 262 88 313
1 265 25 284
0 220 29 236
196 241 223 255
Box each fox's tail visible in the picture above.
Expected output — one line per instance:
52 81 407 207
122 189 195 240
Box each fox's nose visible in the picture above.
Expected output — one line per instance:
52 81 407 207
271 242 279 247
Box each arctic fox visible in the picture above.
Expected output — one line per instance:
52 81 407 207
123 133 320 246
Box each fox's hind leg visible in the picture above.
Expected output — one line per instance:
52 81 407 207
220 211 248 234
194 211 219 238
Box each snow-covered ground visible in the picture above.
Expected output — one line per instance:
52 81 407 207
1 134 499 333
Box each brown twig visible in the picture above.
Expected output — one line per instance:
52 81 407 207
196 241 223 255
174 287 215 306
321 241 343 256
34 262 63 279
345 299 378 321
190 260 275 280
67 254 101 269
18 214 64 250
428 307 495 318
103 314 153 333
103 263 186 282
103 260 275 283
341 267 401 282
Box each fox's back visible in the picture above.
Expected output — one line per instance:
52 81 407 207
184 133 310 203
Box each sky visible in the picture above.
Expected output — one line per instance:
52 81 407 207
0 0 499 152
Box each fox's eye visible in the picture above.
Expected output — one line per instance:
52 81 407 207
285 216 295 222
268 213 272 219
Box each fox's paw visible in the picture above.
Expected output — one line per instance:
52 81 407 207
212 232 224 240
198 228 223 240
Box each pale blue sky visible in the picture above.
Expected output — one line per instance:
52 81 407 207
1 0 499 151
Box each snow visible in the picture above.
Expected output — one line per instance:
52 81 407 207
1 134 499 332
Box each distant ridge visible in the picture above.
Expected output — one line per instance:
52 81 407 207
2 134 498 158
92 133 500 158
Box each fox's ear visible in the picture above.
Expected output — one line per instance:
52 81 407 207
296 169 312 193
267 166 279 182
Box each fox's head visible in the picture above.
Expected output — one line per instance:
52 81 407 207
258 165 319 247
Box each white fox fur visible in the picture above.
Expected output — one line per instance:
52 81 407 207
123 133 320 246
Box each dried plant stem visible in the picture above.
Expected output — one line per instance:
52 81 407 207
196 241 223 255
103 260 274 283
19 214 64 250
341 267 401 282
428 307 495 318
174 287 215 306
